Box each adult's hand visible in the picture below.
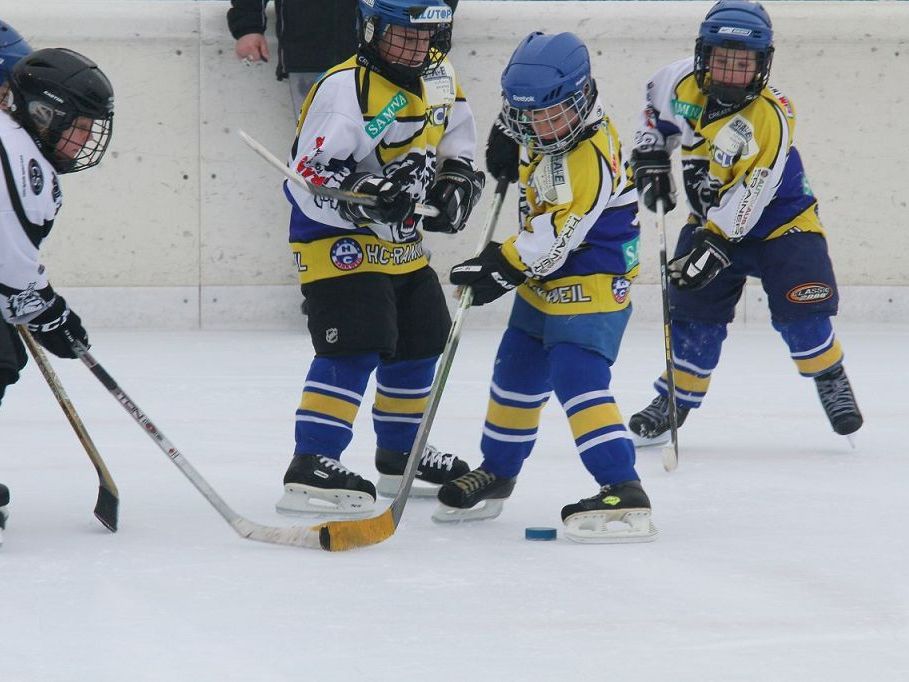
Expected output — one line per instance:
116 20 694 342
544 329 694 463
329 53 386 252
235 34 269 63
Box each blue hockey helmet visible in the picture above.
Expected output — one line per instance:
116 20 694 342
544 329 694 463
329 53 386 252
500 32 595 154
694 1 774 104
357 0 453 83
0 20 32 84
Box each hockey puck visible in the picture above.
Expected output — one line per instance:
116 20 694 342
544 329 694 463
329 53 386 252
524 527 557 541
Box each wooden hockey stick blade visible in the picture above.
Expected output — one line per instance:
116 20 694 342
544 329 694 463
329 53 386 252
237 129 440 217
313 178 511 552
18 326 119 532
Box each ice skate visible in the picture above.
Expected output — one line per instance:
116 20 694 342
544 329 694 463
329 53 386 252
815 365 863 443
628 394 689 447
432 466 516 523
561 481 657 543
375 444 470 498
276 455 376 516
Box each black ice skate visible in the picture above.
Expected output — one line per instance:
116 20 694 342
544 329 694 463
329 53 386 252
815 365 863 439
0 483 9 547
375 444 470 498
560 481 657 544
628 394 689 447
432 466 516 523
276 455 376 516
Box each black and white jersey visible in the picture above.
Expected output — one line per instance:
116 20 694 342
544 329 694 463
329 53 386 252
0 111 62 324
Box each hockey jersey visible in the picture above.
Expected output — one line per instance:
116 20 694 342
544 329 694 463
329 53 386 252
638 57 822 242
286 55 477 284
499 99 640 316
0 111 63 324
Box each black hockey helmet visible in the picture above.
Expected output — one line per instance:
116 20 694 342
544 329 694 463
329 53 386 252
9 48 114 173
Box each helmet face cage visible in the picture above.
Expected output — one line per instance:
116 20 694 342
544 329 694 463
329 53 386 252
501 84 593 155
372 21 451 75
52 114 113 173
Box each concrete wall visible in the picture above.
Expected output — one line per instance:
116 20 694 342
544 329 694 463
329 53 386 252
3 1 907 328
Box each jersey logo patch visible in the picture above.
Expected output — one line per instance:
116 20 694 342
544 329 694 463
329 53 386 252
622 237 640 270
671 98 703 120
365 91 408 139
330 238 365 271
28 159 44 195
786 283 832 304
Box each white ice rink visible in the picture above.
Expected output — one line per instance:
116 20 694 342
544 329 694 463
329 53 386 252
1 321 907 681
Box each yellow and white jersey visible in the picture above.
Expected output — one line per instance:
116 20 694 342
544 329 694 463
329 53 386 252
638 57 821 242
0 111 63 323
287 55 476 247
499 101 640 316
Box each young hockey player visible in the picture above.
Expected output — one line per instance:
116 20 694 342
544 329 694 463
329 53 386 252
277 0 484 515
435 32 656 543
0 48 115 545
627 0 862 445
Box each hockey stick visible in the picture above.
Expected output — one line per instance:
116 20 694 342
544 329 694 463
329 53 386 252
238 129 441 218
69 340 323 549
17 326 119 531
313 177 511 551
655 199 680 471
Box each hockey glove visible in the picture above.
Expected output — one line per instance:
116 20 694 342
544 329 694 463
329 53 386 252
485 115 520 184
668 231 731 290
423 158 486 234
449 241 526 306
26 293 89 359
631 147 676 213
338 173 416 225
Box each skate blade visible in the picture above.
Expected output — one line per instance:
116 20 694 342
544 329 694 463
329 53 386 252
431 499 505 524
275 483 375 518
376 474 440 499
563 509 658 544
629 431 671 449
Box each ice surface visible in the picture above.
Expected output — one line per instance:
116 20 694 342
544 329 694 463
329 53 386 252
1 323 907 681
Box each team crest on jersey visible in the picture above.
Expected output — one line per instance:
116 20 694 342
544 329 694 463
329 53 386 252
28 159 44 195
330 238 364 271
786 282 833 304
612 276 631 304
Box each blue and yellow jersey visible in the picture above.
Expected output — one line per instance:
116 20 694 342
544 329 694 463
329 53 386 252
499 102 640 316
286 55 477 284
637 57 821 242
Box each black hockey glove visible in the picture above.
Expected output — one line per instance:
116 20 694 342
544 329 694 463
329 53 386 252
485 115 519 184
26 293 89 359
668 231 731 290
449 241 526 306
338 173 416 225
631 147 676 213
423 158 486 234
